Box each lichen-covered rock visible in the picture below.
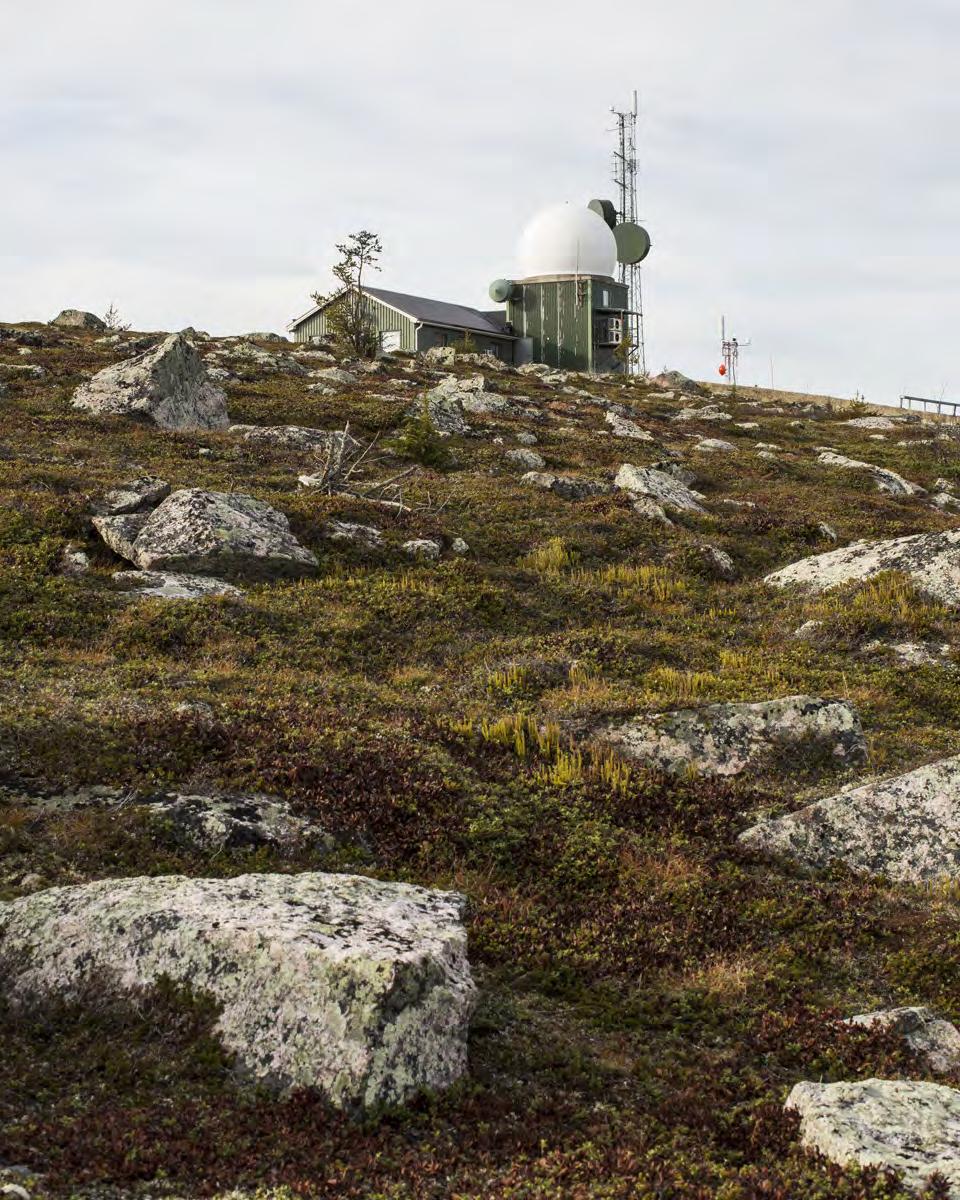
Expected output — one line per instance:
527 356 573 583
606 412 654 441
403 538 441 560
632 497 673 526
738 754 960 882
521 472 612 500
605 695 866 778
24 788 326 855
229 425 359 454
817 452 925 496
60 545 91 575
0 872 476 1108
650 370 708 398
311 366 358 387
415 391 470 437
423 346 456 367
614 464 707 513
699 544 737 580
504 448 546 470
786 1079 960 1195
323 521 383 548
694 438 736 453
672 405 732 423
50 309 106 331
764 530 960 607
93 512 151 561
846 1008 960 1074
94 476 170 516
112 570 244 600
863 640 951 667
95 489 318 577
844 416 897 429
461 392 515 416
72 333 229 431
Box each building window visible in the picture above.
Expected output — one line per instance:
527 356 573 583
380 331 401 353
602 289 611 307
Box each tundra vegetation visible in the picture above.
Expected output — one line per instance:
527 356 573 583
5 319 960 1198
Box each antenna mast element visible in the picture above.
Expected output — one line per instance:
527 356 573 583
611 90 646 376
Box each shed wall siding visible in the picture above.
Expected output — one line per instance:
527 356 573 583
507 277 629 373
292 294 416 351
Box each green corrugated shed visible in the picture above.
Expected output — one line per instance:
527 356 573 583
291 293 416 351
507 277 629 373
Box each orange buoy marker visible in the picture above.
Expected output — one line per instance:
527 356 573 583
719 363 727 376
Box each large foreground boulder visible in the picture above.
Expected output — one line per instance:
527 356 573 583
786 1079 960 1195
765 530 960 607
94 488 318 577
72 333 229 431
739 754 960 882
604 695 866 778
0 872 476 1108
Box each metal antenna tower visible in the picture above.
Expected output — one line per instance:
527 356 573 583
611 90 646 375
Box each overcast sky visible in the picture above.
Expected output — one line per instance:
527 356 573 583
3 0 959 403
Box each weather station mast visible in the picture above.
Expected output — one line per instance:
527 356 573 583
720 316 751 392
611 90 647 375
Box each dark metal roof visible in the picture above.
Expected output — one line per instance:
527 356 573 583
362 286 513 338
478 309 511 331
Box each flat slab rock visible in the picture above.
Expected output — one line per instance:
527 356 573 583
521 471 612 501
818 452 925 497
0 872 476 1109
94 475 170 516
614 463 707 513
25 789 327 854
229 425 358 454
72 333 229 431
765 530 960 608
606 412 654 441
113 570 244 600
94 488 317 577
739 754 960 883
604 695 866 778
847 1008 960 1074
787 1079 960 1196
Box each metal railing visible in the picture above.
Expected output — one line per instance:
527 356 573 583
900 394 960 418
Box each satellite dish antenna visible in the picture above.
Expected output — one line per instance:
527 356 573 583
489 279 516 303
587 198 618 229
614 222 651 265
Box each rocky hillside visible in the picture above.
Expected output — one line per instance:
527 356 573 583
5 316 960 1197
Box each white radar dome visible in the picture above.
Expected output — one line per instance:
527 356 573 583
517 202 618 280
